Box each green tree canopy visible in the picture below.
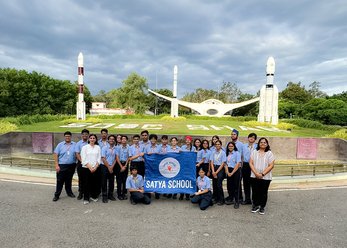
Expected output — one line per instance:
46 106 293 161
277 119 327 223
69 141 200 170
280 82 313 104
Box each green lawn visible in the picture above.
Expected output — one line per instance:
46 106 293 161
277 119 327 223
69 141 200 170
17 118 333 137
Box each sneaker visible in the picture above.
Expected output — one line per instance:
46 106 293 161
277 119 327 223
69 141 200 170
251 206 260 213
83 200 89 205
77 193 83 200
90 197 98 202
259 207 265 215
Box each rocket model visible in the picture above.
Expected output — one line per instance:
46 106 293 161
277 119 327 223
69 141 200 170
76 52 86 120
257 56 279 125
170 65 179 117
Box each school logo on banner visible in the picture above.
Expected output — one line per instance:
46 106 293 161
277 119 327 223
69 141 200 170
159 157 180 178
144 152 196 194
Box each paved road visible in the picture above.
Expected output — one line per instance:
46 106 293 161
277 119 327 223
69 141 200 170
0 180 346 248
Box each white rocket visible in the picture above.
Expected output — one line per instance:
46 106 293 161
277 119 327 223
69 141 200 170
76 52 86 120
170 65 179 117
257 56 279 125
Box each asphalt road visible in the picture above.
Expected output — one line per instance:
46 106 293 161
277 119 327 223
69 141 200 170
0 180 346 248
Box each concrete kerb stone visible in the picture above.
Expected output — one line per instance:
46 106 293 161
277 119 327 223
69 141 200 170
1 165 347 190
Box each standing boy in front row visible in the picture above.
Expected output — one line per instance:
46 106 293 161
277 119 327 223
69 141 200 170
126 166 151 205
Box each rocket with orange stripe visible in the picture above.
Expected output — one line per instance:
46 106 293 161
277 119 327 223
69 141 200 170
76 52 86 120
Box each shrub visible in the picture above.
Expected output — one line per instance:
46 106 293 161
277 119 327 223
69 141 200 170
160 116 187 121
1 114 71 126
0 121 18 134
276 122 297 130
241 121 272 128
325 129 347 140
283 118 340 131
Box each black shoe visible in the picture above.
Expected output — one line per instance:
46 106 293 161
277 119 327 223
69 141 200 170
210 201 214 207
155 194 160 199
77 193 83 200
212 199 217 204
217 201 224 206
167 194 172 199
225 199 234 205
251 205 260 213
118 196 124 200
123 195 128 200
67 193 76 198
179 195 184 200
102 197 108 203
173 194 177 199
108 195 116 201
234 203 240 209
52 196 59 202
241 200 252 205
130 197 137 205
259 207 265 215
185 196 190 201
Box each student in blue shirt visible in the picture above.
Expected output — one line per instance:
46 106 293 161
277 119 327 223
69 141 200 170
193 138 202 152
101 135 117 203
209 135 220 153
167 137 181 153
145 134 159 154
139 130 150 148
224 141 242 209
181 136 196 152
75 129 89 200
191 168 213 210
126 165 151 205
196 140 211 177
157 135 170 154
241 133 258 205
53 131 76 202
144 134 161 200
210 140 227 205
115 135 130 200
98 128 109 150
129 134 145 177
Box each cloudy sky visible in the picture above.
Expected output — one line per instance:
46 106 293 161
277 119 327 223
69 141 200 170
1 0 346 97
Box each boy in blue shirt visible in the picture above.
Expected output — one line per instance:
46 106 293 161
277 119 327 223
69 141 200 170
126 166 151 205
53 131 76 201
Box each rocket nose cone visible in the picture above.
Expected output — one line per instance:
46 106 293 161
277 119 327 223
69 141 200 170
266 56 275 74
174 65 178 73
78 52 84 66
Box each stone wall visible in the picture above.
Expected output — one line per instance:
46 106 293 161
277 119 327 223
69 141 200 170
0 132 346 161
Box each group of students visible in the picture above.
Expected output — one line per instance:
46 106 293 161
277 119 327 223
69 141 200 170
53 128 275 214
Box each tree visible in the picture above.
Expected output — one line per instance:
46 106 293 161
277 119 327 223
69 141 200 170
231 93 258 116
329 91 347 103
219 81 242 103
308 81 327 98
116 72 148 114
280 82 312 104
147 88 173 114
181 88 218 103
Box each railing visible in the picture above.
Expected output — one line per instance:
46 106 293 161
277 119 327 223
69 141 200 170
0 156 347 177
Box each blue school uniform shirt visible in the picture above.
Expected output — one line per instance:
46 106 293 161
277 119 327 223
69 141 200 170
226 151 241 168
145 144 159 154
116 144 130 162
101 145 117 166
197 149 211 163
181 145 196 152
54 141 76 164
126 174 144 189
197 176 211 191
98 139 110 150
129 144 145 162
139 140 150 149
167 145 181 153
75 139 88 153
225 140 244 155
157 144 171 154
209 150 226 165
242 143 258 163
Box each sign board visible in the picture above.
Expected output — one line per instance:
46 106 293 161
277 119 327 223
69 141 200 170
296 138 318 159
32 133 53 154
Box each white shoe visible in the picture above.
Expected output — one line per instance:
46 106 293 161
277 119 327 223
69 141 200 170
83 200 89 205
90 197 98 202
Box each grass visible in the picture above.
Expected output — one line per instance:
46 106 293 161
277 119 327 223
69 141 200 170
15 116 336 137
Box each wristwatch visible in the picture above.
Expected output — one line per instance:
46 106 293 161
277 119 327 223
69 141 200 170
261 173 265 177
